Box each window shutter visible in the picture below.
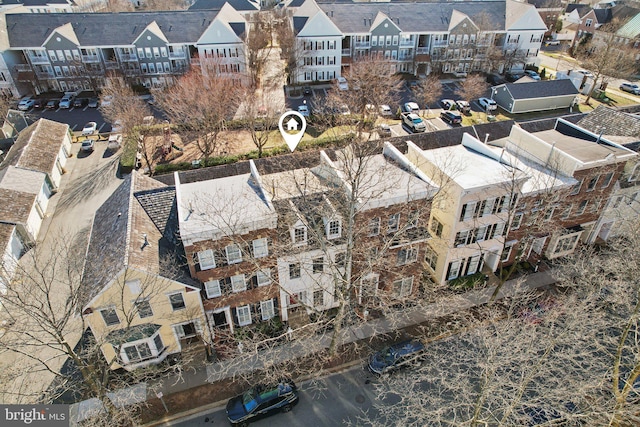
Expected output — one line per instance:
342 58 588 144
232 307 239 326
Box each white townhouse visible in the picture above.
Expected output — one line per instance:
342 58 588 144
291 0 546 80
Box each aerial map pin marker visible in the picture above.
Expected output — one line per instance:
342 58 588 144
278 111 307 152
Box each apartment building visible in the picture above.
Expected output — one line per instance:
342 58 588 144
4 5 249 95
291 0 546 82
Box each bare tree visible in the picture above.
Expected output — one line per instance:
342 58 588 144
574 20 638 104
99 75 151 137
412 75 442 117
245 12 274 89
242 91 283 158
274 9 302 86
457 74 488 113
152 67 241 162
0 231 196 426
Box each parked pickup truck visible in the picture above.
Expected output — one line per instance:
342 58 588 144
401 112 426 133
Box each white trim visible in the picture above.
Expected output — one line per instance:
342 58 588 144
205 279 222 298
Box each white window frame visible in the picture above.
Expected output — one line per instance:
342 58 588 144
601 172 614 188
313 289 324 307
501 244 514 262
388 214 400 233
205 279 222 298
237 305 252 326
359 273 379 303
252 238 268 258
134 298 153 318
447 260 462 280
168 292 186 311
289 262 301 279
256 269 271 286
397 247 418 265
225 244 242 264
550 232 581 257
369 217 380 236
100 307 120 326
197 249 215 270
393 277 413 298
260 299 275 320
326 219 341 239
230 274 246 293
292 225 307 246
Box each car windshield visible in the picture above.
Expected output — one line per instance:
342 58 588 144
242 389 258 412
412 117 422 123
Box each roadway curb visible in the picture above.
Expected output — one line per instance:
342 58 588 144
140 358 366 427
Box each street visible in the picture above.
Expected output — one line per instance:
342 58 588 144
167 364 380 427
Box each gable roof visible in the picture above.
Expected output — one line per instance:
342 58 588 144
316 1 508 33
593 8 613 24
82 171 198 308
189 0 259 11
1 118 68 176
499 79 579 100
6 10 220 48
566 4 590 16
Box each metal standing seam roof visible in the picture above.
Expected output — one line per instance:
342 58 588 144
6 10 221 48
316 1 507 33
501 79 579 100
617 13 640 38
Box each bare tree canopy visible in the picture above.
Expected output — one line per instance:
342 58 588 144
152 67 241 161
99 75 150 136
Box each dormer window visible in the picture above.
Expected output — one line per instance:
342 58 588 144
326 219 341 240
292 224 307 246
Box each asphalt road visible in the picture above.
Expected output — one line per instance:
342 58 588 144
167 364 380 427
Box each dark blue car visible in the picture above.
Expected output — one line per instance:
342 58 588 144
368 339 425 375
226 379 298 426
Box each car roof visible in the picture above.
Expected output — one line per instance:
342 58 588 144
390 339 425 356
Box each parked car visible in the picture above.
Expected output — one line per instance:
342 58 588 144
440 110 463 125
401 112 426 132
505 72 525 82
107 133 122 151
226 379 298 426
544 40 560 46
455 100 471 114
59 93 75 109
336 76 348 91
297 105 309 117
45 99 60 110
17 97 34 111
303 85 312 96
82 121 97 136
80 139 95 152
33 98 45 109
575 69 593 77
88 97 99 108
377 123 392 137
478 97 497 111
368 339 426 375
73 97 88 108
620 82 640 95
111 120 123 133
379 104 392 116
524 70 541 81
403 102 420 113
486 73 505 85
440 99 455 110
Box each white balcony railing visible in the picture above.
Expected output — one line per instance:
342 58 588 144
119 53 138 62
341 48 350 56
82 55 100 63
169 51 186 59
416 47 430 54
28 56 49 65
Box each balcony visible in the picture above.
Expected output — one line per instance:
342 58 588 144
433 41 448 47
341 48 350 56
36 71 55 79
400 40 415 47
27 56 49 65
119 53 138 62
169 51 186 59
105 61 119 70
416 47 430 55
190 56 200 66
82 55 101 63
354 42 370 48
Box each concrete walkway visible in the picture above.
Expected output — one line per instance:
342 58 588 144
144 270 556 426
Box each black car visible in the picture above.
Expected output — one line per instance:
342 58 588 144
486 73 506 85
226 379 298 426
303 85 312 96
505 72 525 82
368 339 425 375
73 97 88 108
440 110 462 125
33 98 45 109
45 99 59 109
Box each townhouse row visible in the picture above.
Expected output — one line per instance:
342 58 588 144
75 113 639 371
0 0 548 97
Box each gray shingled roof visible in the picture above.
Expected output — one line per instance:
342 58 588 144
577 105 640 140
317 1 507 33
0 119 68 177
501 79 578 100
6 11 220 48
189 0 258 11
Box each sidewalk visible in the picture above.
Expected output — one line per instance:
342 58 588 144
142 270 556 426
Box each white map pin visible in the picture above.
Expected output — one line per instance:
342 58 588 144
278 111 307 152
